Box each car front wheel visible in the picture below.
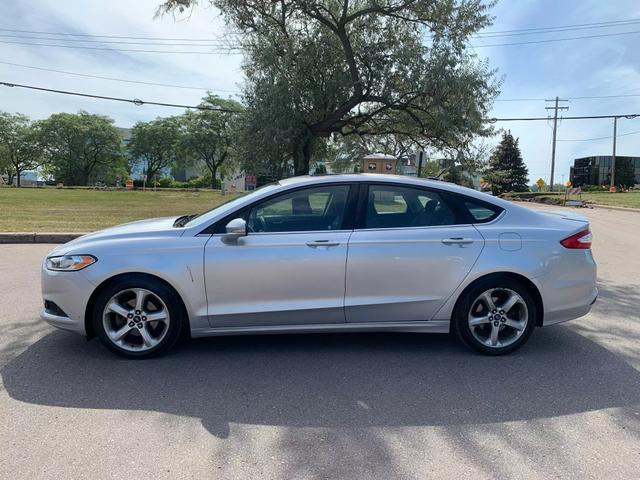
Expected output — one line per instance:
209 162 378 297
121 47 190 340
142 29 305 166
453 276 537 355
92 276 184 358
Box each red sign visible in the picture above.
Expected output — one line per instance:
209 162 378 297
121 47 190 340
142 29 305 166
125 179 134 189
245 175 257 188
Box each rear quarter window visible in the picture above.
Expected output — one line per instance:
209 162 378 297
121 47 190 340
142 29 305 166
463 200 503 223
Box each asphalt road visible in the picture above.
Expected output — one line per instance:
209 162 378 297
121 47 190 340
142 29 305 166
1 204 639 479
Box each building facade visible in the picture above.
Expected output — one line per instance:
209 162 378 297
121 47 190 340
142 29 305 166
570 155 640 187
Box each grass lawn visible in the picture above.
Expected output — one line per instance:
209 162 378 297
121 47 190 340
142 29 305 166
0 187 238 232
504 191 640 209
579 191 640 209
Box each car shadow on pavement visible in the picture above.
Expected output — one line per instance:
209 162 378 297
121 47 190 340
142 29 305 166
3 318 640 439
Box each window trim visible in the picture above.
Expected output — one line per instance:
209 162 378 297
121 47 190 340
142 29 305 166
201 182 359 235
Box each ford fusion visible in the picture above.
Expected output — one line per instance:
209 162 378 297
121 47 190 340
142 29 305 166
41 174 597 358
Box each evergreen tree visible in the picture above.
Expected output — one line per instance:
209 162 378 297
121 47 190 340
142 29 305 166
484 131 529 194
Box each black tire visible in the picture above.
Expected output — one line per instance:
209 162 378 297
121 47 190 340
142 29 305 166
452 275 537 355
92 275 185 359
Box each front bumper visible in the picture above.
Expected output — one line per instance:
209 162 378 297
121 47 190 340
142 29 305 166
40 309 86 334
41 261 96 336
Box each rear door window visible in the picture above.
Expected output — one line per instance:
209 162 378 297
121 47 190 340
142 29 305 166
363 185 458 229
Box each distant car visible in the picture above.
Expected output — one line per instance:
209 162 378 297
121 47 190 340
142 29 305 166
41 174 597 358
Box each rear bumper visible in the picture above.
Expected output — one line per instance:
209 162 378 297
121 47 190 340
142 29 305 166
538 248 597 326
543 286 598 326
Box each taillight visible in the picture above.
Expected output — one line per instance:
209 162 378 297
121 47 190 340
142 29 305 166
561 229 592 249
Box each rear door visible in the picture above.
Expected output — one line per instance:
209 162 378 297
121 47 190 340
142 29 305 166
344 183 485 323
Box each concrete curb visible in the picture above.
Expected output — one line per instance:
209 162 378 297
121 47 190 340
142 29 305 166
0 232 86 244
591 204 640 214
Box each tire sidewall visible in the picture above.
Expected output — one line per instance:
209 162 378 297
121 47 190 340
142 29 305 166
454 276 537 355
92 276 184 359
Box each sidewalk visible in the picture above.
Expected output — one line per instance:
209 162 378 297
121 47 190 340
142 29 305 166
0 232 84 244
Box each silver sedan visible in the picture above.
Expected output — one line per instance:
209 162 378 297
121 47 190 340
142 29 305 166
41 174 597 358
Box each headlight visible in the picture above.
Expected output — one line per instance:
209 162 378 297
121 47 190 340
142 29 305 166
46 255 97 271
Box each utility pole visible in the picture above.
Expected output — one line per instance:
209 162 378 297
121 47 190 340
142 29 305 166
545 97 569 191
610 116 617 191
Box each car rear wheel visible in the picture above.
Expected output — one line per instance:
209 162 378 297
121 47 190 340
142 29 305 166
92 276 184 359
453 276 536 355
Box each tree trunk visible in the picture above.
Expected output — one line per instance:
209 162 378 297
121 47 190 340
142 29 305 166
15 167 21 187
210 166 218 190
293 135 315 176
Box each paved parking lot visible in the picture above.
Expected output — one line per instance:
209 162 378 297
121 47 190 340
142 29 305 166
1 205 639 479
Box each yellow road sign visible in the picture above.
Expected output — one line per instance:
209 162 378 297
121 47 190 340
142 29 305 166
536 178 545 187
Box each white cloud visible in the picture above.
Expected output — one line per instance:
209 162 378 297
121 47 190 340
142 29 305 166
0 0 243 124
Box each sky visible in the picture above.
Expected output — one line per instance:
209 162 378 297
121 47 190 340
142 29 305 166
1 0 640 184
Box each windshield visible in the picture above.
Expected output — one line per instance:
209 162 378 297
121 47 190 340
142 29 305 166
183 182 281 228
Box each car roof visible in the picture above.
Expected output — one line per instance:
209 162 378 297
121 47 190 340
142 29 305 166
278 174 514 208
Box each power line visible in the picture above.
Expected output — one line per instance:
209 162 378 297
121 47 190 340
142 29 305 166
494 97 547 102
2 18 640 53
488 113 639 121
472 29 640 47
0 60 239 93
0 34 231 47
0 39 241 54
0 27 236 42
496 93 640 101
2 18 639 41
2 80 640 122
0 81 242 112
3 59 638 102
475 18 640 37
557 129 640 142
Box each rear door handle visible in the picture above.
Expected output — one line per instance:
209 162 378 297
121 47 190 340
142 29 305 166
306 240 340 248
442 237 475 245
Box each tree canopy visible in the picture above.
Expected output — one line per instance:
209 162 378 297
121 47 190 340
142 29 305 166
0 112 41 187
484 131 529 194
37 112 123 186
158 0 500 174
178 95 243 189
128 116 181 183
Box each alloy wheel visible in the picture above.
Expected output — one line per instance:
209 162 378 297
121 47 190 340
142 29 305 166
102 288 171 353
467 288 529 349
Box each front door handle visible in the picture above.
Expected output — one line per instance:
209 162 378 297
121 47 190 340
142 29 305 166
442 237 475 245
306 240 340 248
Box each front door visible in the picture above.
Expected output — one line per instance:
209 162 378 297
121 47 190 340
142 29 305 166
204 184 354 327
345 183 484 323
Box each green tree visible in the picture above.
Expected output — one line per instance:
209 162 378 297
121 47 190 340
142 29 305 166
0 145 11 184
0 112 42 187
37 112 123 186
179 95 243 189
158 0 499 175
128 117 181 184
484 131 529 194
613 158 635 188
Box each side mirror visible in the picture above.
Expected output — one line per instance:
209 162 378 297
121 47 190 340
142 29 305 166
223 218 247 243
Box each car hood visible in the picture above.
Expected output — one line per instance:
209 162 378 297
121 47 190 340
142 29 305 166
51 217 183 255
